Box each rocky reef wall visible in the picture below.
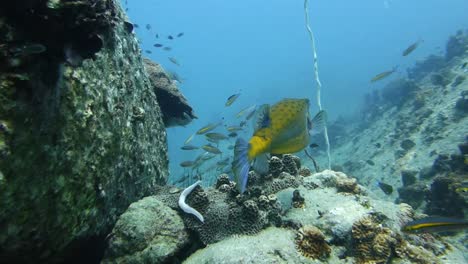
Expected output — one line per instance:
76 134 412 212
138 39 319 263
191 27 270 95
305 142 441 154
0 0 170 262
322 30 468 217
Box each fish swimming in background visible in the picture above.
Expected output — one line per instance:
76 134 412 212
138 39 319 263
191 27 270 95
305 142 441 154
200 152 216 161
228 132 238 138
371 66 398 83
180 161 196 167
377 181 393 195
402 217 468 233
145 50 152 54
205 132 229 140
236 105 256 118
153 43 163 47
146 24 151 30
245 106 257 120
184 133 196 145
196 122 222 135
206 137 220 144
309 143 319 149
163 47 172 51
202 144 222 154
402 39 423 56
177 32 184 37
232 98 326 193
168 57 180 66
155 34 159 38
167 71 183 83
168 35 174 40
134 24 139 28
226 126 243 132
8 43 46 57
181 145 199 150
225 93 241 107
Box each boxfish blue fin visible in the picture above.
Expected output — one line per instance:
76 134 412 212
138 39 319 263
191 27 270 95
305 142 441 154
252 153 269 175
232 138 250 193
309 110 327 131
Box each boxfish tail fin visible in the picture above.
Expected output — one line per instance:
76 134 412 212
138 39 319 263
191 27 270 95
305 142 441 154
232 138 250 194
308 110 327 132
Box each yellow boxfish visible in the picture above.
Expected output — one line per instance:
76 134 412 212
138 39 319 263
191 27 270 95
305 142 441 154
231 98 326 193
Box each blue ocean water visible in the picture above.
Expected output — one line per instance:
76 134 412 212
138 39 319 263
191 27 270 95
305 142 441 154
123 0 468 183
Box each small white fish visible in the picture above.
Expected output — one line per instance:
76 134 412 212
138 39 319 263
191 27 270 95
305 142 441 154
168 57 180 66
184 133 195 145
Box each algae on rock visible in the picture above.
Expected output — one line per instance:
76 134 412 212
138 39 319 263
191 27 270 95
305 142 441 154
0 0 170 262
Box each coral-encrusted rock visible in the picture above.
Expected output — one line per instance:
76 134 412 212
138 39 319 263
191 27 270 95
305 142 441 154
380 79 420 107
295 226 330 259
298 166 312 177
397 182 429 209
0 0 169 262
243 200 260 218
292 189 305 208
143 58 196 127
216 173 231 189
425 174 467 218
268 156 283 177
336 177 360 194
445 29 468 61
155 186 281 245
264 173 301 194
401 170 418 187
400 139 416 151
102 197 188 264
282 154 299 175
351 216 397 264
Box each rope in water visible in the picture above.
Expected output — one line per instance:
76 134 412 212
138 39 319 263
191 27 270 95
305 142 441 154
304 0 331 169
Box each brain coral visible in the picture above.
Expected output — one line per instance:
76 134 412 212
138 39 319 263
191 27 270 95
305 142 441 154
295 225 331 259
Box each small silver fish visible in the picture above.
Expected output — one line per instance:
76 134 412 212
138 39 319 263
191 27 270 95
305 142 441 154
371 66 397 83
196 122 222 135
168 57 180 66
180 161 196 167
226 126 243 132
205 132 228 140
202 144 222 154
181 145 199 150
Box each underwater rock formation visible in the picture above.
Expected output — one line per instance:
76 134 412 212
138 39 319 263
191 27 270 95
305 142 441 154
0 0 170 262
178 170 462 263
327 30 467 208
351 215 441 264
407 55 446 81
102 197 189 263
425 174 467 218
146 155 308 246
380 78 421 108
143 58 196 127
445 29 468 61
